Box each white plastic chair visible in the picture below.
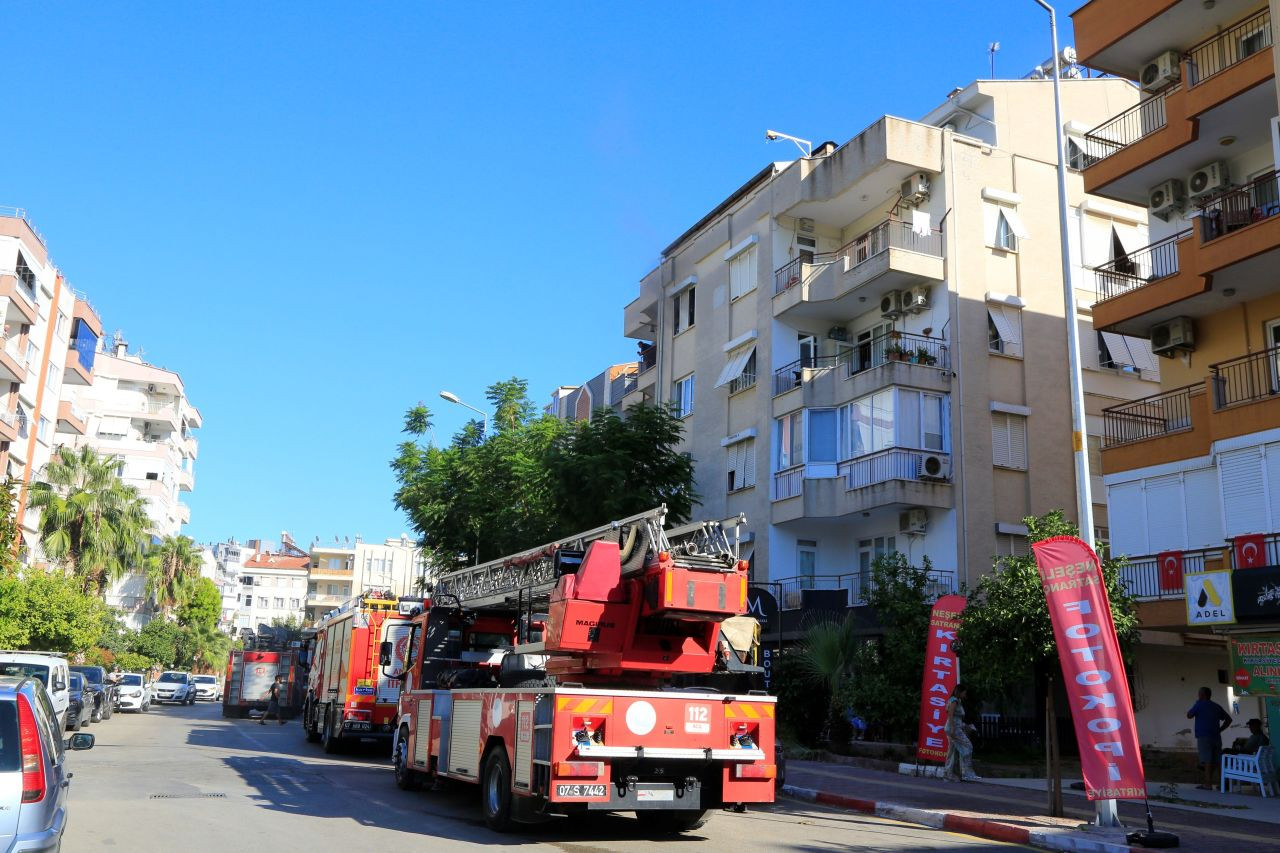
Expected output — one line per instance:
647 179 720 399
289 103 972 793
1221 745 1278 797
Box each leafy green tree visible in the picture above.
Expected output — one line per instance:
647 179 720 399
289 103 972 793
12 572 108 652
0 574 29 648
111 651 154 672
178 623 233 672
177 577 222 629
0 477 22 577
270 615 304 631
131 619 183 667
958 510 1139 705
28 446 150 593
145 535 203 616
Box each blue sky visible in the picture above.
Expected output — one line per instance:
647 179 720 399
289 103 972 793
8 2 1075 546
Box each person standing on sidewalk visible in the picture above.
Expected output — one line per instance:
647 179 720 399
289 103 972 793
260 675 286 725
944 683 979 782
1186 686 1231 789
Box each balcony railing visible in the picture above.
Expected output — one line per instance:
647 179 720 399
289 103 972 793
772 354 844 396
728 364 757 394
637 344 656 373
774 569 957 610
1187 8 1271 86
838 448 949 490
1118 549 1212 600
610 370 638 402
69 333 96 373
1102 384 1196 447
848 332 949 376
774 255 819 294
1081 88 1171 163
771 464 804 501
1197 168 1280 242
1211 345 1280 409
772 220 943 296
3 337 27 364
1093 230 1190 301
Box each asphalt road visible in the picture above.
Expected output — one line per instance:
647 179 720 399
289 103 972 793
61 700 1032 851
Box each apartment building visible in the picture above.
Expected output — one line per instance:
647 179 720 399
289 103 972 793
621 75 1157 638
306 535 429 623
202 538 255 634
1072 0 1280 748
0 209 105 559
239 546 310 633
545 362 641 422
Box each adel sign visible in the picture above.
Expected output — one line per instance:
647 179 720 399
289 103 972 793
1183 570 1235 626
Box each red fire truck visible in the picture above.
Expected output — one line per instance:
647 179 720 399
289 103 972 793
388 507 775 834
222 650 303 718
301 591 421 752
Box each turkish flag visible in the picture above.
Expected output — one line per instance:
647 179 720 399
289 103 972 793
1157 551 1183 591
1235 534 1268 569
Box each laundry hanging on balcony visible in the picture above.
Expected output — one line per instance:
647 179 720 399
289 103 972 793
715 345 756 388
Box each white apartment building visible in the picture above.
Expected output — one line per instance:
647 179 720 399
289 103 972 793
203 539 254 634
621 76 1158 629
238 549 310 634
307 535 429 623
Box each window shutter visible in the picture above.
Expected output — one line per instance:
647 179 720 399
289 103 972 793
1184 467 1225 549
988 306 1023 356
729 249 757 300
1108 481 1148 555
1009 414 1027 468
992 413 1010 468
727 443 742 491
1144 475 1186 552
1220 447 1267 537
743 438 757 488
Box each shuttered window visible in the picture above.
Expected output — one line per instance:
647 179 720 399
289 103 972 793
992 412 1028 470
729 248 757 300
1107 481 1147 556
1220 446 1267 537
1145 475 1185 554
727 439 757 492
1185 467 1225 550
988 305 1023 357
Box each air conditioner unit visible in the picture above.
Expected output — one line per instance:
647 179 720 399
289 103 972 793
1148 179 1186 221
880 290 905 318
899 507 929 534
1187 161 1229 199
147 384 156 393
1140 50 1181 92
827 326 849 341
1150 316 1195 355
904 285 931 314
901 173 931 205
919 454 951 480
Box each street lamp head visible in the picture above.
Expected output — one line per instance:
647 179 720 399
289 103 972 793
765 130 780 141
438 391 461 405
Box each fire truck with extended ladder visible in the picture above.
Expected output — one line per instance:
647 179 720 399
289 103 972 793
385 506 775 834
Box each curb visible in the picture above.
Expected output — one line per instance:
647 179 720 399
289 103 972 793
780 784 1136 853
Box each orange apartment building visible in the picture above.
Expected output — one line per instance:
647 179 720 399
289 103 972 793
1072 0 1280 748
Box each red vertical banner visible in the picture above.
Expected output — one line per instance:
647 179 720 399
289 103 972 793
1234 534 1267 569
1033 536 1147 800
1157 551 1183 591
915 594 966 763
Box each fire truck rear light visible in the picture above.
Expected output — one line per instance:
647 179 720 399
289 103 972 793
344 709 371 722
554 761 605 777
733 764 776 780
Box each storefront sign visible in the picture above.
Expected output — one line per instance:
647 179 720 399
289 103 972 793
745 587 779 635
915 594 966 763
1184 571 1236 626
1033 536 1147 801
1229 635 1280 697
1231 566 1280 621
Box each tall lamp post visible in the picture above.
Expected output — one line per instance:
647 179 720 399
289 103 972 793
1032 0 1111 829
438 390 491 439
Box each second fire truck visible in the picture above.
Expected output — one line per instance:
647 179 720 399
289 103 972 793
385 506 775 834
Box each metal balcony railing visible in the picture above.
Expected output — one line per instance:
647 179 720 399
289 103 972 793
1093 230 1190 301
1211 345 1280 409
772 354 843 396
1197 168 1280 242
773 569 957 610
1082 88 1171 163
1102 384 1196 447
610 371 638 402
1187 9 1271 86
836 219 943 268
1117 549 1212 600
838 448 950 490
847 332 949 376
728 365 757 394
771 464 803 501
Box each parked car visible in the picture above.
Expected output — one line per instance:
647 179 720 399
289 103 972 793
0 652 72 730
65 673 92 732
0 675 95 851
191 674 221 701
151 671 196 705
70 665 117 720
115 672 151 712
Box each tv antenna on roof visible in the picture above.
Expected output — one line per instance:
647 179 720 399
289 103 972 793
989 42 1000 78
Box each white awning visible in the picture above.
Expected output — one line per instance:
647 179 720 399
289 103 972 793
1101 332 1160 373
96 416 131 436
988 305 1019 344
715 346 756 388
1000 207 1030 239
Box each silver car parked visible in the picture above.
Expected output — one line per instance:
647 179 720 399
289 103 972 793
0 675 95 852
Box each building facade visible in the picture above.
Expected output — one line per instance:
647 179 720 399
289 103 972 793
239 547 310 633
1073 0 1280 749
307 535 428 623
546 362 641 422
621 76 1157 630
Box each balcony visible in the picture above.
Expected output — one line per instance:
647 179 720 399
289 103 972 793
772 333 951 415
609 369 638 403
772 220 944 323
621 352 657 409
1116 545 1222 601
0 337 28 384
0 407 20 443
1080 9 1275 205
623 279 661 340
773 568 957 611
771 448 952 525
0 274 38 325
177 503 191 525
64 332 97 385
55 401 87 435
177 467 194 492
71 294 103 338
1103 383 1197 448
307 592 345 609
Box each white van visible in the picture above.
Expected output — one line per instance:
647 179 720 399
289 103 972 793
0 651 72 728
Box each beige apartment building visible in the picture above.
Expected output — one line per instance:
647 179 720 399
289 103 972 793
621 77 1158 621
307 535 429 623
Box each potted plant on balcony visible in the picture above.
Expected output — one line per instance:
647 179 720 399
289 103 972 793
886 343 910 361
913 346 938 366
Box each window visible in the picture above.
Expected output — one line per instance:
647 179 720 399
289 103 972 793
343 585 351 595
798 540 817 581
37 416 49 443
274 597 284 609
726 439 756 491
44 363 56 392
845 389 895 458
145 472 159 480
776 411 803 469
673 373 694 418
244 595 252 607
290 598 300 609
54 312 67 338
858 536 898 573
727 349 757 394
1098 332 1159 376
328 584 338 595
992 411 1028 469
994 211 1017 251
995 533 1030 567
986 203 1028 252
729 247 757 300
987 305 1023 356
673 287 695 334
807 408 839 464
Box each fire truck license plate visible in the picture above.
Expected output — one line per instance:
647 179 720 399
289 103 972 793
556 784 606 799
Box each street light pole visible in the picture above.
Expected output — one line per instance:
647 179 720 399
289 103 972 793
1033 0 1113 829
438 391 490 438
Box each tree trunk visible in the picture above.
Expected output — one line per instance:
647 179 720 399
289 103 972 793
1046 674 1063 817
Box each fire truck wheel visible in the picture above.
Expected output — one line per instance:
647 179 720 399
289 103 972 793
481 749 514 832
322 710 341 754
303 701 321 743
394 726 423 791
645 809 708 833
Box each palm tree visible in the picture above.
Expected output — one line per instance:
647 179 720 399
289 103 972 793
186 622 233 673
28 446 151 593
145 535 202 616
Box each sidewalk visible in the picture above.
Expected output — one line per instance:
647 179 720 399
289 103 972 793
783 759 1280 852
